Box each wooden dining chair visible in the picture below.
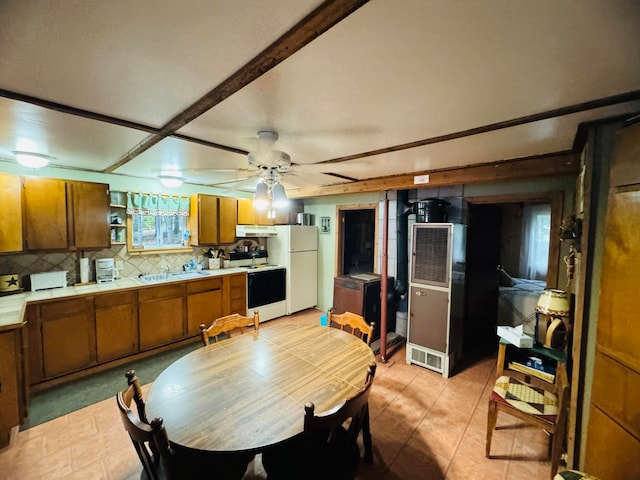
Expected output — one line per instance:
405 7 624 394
199 310 260 346
486 362 570 479
262 363 377 480
327 308 375 346
117 370 175 480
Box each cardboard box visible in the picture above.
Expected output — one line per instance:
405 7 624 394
497 325 534 348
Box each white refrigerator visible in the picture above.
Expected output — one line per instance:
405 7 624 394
267 225 318 315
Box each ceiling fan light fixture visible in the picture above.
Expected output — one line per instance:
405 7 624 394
254 180 269 210
272 182 288 208
13 151 52 168
158 175 185 188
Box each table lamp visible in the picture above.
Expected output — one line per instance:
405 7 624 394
535 289 570 348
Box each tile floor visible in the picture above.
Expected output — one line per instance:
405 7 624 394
0 309 555 479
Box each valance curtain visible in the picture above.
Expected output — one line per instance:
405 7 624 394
126 192 190 216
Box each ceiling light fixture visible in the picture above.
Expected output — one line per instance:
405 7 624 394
253 167 288 218
158 175 185 188
12 151 53 168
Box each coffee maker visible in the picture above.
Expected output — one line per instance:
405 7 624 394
96 258 119 284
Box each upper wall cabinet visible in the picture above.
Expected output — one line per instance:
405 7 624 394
23 178 110 251
0 173 23 253
190 195 237 245
237 198 304 225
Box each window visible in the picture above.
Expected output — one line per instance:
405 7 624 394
519 203 551 280
126 192 190 251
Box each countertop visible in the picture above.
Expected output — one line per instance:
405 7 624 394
0 265 283 332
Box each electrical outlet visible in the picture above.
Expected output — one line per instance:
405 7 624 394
115 260 124 270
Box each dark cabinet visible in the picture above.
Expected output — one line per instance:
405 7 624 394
333 273 395 341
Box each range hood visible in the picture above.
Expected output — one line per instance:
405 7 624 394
235 225 278 237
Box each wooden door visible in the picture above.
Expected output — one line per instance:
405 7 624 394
40 298 95 378
195 194 220 245
186 277 224 336
71 181 110 249
95 291 138 362
218 196 237 243
584 122 640 478
23 177 68 250
0 330 19 447
138 284 185 350
0 173 23 253
226 273 247 315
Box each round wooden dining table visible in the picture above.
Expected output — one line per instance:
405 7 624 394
145 323 376 453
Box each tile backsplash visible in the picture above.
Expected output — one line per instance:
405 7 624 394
0 238 263 288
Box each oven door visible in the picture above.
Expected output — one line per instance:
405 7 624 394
247 268 286 309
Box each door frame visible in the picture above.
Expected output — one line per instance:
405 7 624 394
336 203 379 276
464 190 564 288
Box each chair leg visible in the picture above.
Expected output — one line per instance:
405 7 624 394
362 404 373 464
486 399 498 458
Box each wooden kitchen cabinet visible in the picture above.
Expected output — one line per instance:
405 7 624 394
39 298 96 379
190 194 237 245
0 328 25 448
226 272 247 315
138 284 186 350
237 197 302 225
23 177 110 251
0 173 23 253
186 277 223 336
95 291 138 362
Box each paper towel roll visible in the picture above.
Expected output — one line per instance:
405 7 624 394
80 258 89 283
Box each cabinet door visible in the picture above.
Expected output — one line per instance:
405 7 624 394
95 292 137 362
139 296 185 350
23 177 68 250
0 331 19 447
187 290 223 337
71 181 110 249
40 298 95 378
0 173 23 253
237 198 256 225
408 286 449 352
195 194 220 245
218 196 237 243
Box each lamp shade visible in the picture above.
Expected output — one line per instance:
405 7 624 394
536 289 570 317
253 181 269 210
272 182 288 208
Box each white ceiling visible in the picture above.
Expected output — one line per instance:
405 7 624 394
1 0 639 194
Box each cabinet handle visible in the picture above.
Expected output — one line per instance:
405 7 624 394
415 291 427 296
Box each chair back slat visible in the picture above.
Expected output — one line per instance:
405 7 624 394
327 308 375 345
200 310 260 345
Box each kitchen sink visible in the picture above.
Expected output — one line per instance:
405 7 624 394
138 271 212 284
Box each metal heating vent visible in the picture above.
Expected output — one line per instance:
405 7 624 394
409 345 444 373
412 226 449 286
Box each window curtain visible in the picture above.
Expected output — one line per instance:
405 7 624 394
126 192 190 216
519 204 551 280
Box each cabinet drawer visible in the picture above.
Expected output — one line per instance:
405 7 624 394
229 274 246 287
187 277 223 295
138 284 185 302
40 297 89 319
95 291 136 308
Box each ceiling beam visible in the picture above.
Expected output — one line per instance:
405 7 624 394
103 0 370 174
287 152 579 198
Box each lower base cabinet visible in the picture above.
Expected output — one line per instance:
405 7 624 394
25 273 247 389
0 329 23 448
95 291 137 363
40 298 95 379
